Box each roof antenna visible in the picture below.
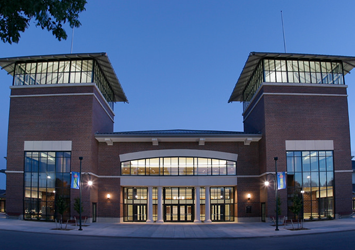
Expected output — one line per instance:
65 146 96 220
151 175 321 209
281 11 287 53
70 28 74 53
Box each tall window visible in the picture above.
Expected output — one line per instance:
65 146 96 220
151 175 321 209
243 59 344 111
24 152 71 221
287 151 334 219
210 187 234 222
121 157 236 176
123 187 147 222
13 59 115 109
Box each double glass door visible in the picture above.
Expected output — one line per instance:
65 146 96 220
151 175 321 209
134 205 146 221
211 204 225 221
165 205 193 222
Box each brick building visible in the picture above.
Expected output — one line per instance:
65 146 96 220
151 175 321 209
0 52 353 223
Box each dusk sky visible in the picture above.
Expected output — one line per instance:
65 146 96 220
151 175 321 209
1 0 355 189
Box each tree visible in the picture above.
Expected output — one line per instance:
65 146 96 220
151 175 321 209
289 190 303 229
0 0 87 44
74 197 83 215
56 195 68 229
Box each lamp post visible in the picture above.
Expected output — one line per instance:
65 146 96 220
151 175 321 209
300 189 305 228
79 156 83 231
274 157 279 231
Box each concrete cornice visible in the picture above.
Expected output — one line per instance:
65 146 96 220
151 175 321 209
95 135 262 145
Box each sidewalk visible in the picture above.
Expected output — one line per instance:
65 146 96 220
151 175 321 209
0 213 354 239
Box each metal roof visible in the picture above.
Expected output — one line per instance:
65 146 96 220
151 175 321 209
96 129 258 137
0 52 128 103
228 52 355 103
96 129 262 144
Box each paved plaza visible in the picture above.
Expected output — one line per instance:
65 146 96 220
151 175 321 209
0 213 354 239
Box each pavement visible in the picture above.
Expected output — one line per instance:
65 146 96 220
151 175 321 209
0 213 354 239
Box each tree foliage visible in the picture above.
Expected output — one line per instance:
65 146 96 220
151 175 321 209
290 190 303 219
0 0 87 44
290 190 303 229
56 195 68 217
74 197 83 214
56 195 68 228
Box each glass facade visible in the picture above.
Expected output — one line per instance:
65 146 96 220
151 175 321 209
164 187 194 222
210 187 234 222
24 152 71 221
13 59 115 109
123 187 147 222
122 186 234 222
243 58 344 111
287 151 334 219
243 61 263 109
121 157 236 176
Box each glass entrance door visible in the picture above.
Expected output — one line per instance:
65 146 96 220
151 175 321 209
134 205 147 222
92 203 97 223
164 205 193 222
211 204 225 221
261 202 266 222
179 205 193 221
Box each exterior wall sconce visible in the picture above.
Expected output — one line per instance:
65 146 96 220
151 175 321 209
88 180 93 186
107 194 111 200
247 194 251 200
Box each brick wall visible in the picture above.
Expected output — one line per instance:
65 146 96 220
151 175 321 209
244 84 352 217
6 84 113 218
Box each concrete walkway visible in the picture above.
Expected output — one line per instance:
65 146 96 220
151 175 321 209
0 213 354 239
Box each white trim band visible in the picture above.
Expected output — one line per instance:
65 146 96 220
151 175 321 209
24 141 72 151
285 140 334 151
238 172 275 178
119 176 237 187
5 171 24 174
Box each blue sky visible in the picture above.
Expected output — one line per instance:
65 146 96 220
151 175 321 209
0 0 355 189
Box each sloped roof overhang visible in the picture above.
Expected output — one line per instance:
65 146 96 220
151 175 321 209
0 52 128 102
228 52 355 103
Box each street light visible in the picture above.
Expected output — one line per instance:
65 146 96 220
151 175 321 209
301 189 305 228
79 156 83 231
274 157 279 231
263 157 279 231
